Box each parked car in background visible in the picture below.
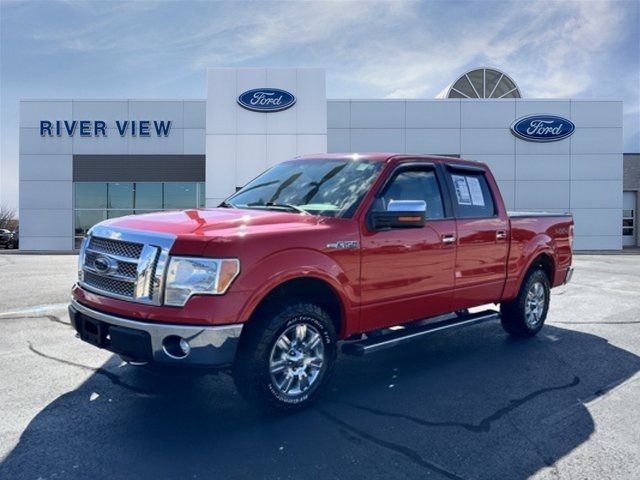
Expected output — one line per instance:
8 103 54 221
7 230 19 249
69 153 574 411
0 229 13 249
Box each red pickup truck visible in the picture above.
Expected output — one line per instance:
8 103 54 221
69 153 573 411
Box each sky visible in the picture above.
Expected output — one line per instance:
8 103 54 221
1 0 639 213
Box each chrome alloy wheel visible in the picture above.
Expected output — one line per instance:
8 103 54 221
269 322 325 397
525 281 546 327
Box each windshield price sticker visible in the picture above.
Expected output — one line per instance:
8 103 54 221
452 175 472 205
466 177 485 206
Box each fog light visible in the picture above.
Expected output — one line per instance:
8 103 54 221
162 335 191 359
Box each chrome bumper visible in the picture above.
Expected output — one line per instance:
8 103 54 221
69 299 243 367
563 266 574 285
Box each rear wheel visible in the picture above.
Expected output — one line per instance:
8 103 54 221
500 268 550 337
233 302 337 412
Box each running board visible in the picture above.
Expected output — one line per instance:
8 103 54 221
342 309 500 356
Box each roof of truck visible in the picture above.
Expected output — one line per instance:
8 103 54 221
295 152 485 168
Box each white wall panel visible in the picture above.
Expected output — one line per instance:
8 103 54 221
129 129 183 154
206 69 237 134
351 129 405 152
470 155 515 181
571 208 621 236
571 128 623 154
267 135 297 167
405 129 460 155
20 101 72 128
350 101 405 129
206 135 236 200
20 181 72 209
515 137 570 155
20 127 72 155
236 68 267 134
266 68 297 134
73 100 128 124
20 208 72 237
327 101 350 129
236 135 267 187
20 236 73 251
516 155 570 180
461 129 514 155
573 235 621 250
20 155 72 181
496 180 515 209
73 129 128 155
296 135 327 156
327 129 350 152
129 101 183 128
571 180 623 208
515 181 570 210
571 101 623 128
461 100 515 128
296 68 326 134
183 129 206 154
571 154 623 180
515 100 570 118
183 101 206 129
406 100 460 129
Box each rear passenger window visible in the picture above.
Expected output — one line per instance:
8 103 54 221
448 172 495 218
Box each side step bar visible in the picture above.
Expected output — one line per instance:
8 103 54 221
342 309 500 356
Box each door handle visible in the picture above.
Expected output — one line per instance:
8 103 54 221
442 234 456 245
496 230 507 240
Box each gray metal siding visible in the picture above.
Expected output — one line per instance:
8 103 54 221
73 155 205 182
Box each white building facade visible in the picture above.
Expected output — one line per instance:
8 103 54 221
19 67 625 251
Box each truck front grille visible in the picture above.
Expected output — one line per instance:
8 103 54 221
78 226 174 305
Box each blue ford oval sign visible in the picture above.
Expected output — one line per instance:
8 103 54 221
511 115 575 142
237 88 296 112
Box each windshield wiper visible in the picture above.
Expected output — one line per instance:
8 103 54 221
219 201 237 209
265 202 310 215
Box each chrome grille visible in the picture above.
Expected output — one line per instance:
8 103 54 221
79 225 175 305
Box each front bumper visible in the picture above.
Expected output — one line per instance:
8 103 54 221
69 299 243 367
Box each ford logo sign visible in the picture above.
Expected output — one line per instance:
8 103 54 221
237 88 296 112
93 255 117 274
511 115 575 142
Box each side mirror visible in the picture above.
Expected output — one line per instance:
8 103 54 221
370 200 427 230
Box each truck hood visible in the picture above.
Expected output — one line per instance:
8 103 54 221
100 208 323 239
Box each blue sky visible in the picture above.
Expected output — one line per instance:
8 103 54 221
1 0 639 211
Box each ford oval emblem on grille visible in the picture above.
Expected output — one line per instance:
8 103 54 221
510 115 575 142
237 88 296 112
94 255 117 274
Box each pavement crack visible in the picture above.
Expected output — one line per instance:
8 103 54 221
27 342 152 395
329 376 580 433
317 408 467 480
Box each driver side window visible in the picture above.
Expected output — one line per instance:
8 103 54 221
373 169 445 219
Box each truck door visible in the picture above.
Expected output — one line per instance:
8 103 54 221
444 165 509 310
360 164 457 331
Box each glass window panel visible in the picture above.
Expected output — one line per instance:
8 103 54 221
135 183 163 210
622 228 633 235
74 237 85 249
75 183 107 209
451 75 476 98
164 183 197 209
467 69 484 97
198 182 206 208
485 70 501 97
448 89 466 99
623 219 634 227
107 209 134 219
375 169 445 220
494 77 517 98
74 210 105 236
108 183 133 209
623 210 634 218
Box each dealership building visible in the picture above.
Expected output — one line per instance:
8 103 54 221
18 67 636 251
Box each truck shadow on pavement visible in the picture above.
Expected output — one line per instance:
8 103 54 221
2 322 639 480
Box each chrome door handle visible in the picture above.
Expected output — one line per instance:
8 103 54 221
442 234 456 245
496 230 507 240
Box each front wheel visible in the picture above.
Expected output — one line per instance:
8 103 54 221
500 268 550 337
232 302 337 412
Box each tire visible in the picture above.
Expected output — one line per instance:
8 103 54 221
233 301 337 412
500 268 550 338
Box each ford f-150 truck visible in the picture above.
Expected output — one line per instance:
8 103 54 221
69 153 574 411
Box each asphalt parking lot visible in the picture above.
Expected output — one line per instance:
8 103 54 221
0 253 639 480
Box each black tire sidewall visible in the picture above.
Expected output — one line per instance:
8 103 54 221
501 268 551 337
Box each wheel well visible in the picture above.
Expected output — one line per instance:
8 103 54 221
251 277 343 334
529 253 554 284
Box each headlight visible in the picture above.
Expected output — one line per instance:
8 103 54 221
164 257 240 306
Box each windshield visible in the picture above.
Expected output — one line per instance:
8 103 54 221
225 158 384 218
